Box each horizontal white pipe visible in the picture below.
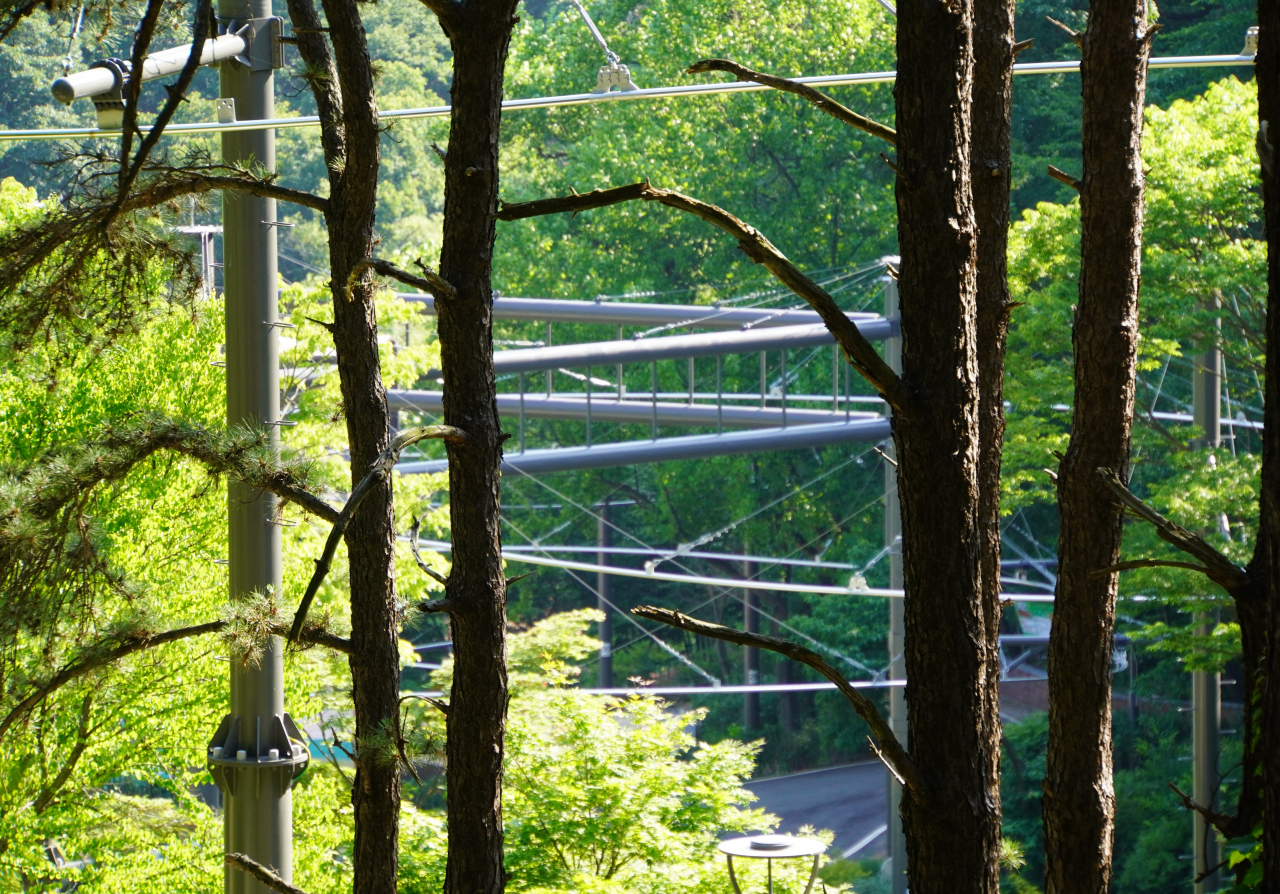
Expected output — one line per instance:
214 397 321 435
50 34 248 103
389 390 878 428
412 536 1057 602
396 417 892 475
401 294 876 328
4 54 1252 142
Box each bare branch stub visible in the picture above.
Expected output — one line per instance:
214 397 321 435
687 59 897 146
409 515 450 586
287 425 468 641
1097 467 1249 592
1091 558 1212 578
226 853 314 894
1047 165 1082 191
631 605 924 794
347 257 456 303
1167 782 1235 836
497 183 906 410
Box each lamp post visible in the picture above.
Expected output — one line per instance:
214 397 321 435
718 834 825 894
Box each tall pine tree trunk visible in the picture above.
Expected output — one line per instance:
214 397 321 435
434 3 521 893
893 0 1002 888
1044 0 1152 890
1256 0 1280 883
972 0 1015 630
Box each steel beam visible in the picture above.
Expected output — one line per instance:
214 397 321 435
397 418 890 476
401 294 878 328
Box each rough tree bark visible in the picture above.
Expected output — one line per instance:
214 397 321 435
972 0 1016 626
427 3 521 894
893 0 1002 889
1258 0 1280 885
1043 0 1153 890
275 0 407 889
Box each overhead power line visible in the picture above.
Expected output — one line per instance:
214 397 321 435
0 54 1253 142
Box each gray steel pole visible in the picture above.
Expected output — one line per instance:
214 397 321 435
598 503 613 688
883 269 907 894
743 559 759 732
217 3 292 891
1192 309 1222 893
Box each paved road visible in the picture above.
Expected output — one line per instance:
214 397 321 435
744 762 889 859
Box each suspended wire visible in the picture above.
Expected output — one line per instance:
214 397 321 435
646 450 876 571
501 515 723 685
502 452 885 673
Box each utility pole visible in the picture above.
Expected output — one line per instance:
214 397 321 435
883 266 906 894
49 18 303 891
1192 308 1222 894
598 503 613 688
198 9 309 894
743 559 759 732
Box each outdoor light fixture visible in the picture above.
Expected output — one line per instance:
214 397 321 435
50 17 284 129
718 834 826 894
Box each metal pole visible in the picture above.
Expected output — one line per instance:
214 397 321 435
760 352 767 410
717 355 724 434
1192 307 1222 893
586 365 593 447
651 360 658 440
743 558 759 732
216 2 292 890
780 350 787 429
883 269 906 894
598 503 613 688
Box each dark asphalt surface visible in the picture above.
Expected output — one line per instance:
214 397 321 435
744 762 889 858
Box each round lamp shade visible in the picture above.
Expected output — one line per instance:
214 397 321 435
718 834 827 860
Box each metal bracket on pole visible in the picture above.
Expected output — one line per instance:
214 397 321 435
207 712 311 798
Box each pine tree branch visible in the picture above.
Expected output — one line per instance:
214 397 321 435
1097 467 1250 592
0 619 348 745
498 183 906 410
0 622 223 744
287 425 468 642
226 853 313 894
687 59 897 145
631 605 923 793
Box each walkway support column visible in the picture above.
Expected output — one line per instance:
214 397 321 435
743 559 759 732
1192 319 1222 894
598 503 613 688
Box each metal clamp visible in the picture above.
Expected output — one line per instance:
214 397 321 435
218 16 285 71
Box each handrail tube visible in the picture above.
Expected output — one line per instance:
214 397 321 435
400 294 877 328
487 321 895 374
